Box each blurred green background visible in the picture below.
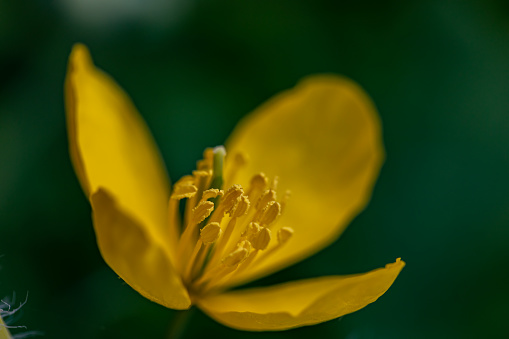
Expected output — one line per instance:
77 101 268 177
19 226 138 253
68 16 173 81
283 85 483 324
1 0 509 338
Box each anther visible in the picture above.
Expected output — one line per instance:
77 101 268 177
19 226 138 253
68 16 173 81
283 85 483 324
256 189 276 210
250 227 271 250
192 170 211 178
222 247 249 267
191 170 212 193
171 183 197 200
246 173 268 198
239 239 252 253
259 201 281 227
245 227 295 272
192 201 215 225
216 185 244 217
175 175 194 185
278 227 294 245
197 148 214 171
250 173 268 190
183 170 212 226
233 152 248 167
200 222 222 244
223 184 244 201
232 195 250 218
203 218 237 272
242 222 262 238
200 188 223 203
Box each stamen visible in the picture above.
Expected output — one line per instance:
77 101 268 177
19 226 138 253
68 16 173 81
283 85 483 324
208 185 244 223
171 146 296 297
177 200 215 269
233 152 248 167
200 189 223 203
200 222 222 244
184 170 212 225
222 185 244 214
202 196 249 276
258 201 281 227
192 170 212 197
187 222 221 280
256 189 276 210
197 147 214 171
201 241 253 292
222 246 249 267
171 183 197 200
252 190 277 223
169 181 197 233
241 222 262 238
182 239 204 283
192 264 237 293
217 227 271 285
222 240 252 267
175 175 194 185
250 227 271 250
232 195 250 218
191 201 215 225
245 227 295 272
204 218 237 273
192 170 212 181
246 173 268 199
278 227 294 245
240 239 253 252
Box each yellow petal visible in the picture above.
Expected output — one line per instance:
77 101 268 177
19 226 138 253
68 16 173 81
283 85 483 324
198 259 404 331
65 44 177 259
91 189 191 309
225 75 384 285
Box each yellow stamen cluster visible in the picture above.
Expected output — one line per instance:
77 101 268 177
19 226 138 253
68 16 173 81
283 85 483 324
169 147 294 296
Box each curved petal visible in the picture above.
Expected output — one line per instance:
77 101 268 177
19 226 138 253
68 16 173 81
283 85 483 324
198 259 404 331
225 75 384 285
91 189 191 309
65 44 176 258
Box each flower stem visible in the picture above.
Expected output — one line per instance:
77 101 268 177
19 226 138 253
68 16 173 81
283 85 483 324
167 308 194 339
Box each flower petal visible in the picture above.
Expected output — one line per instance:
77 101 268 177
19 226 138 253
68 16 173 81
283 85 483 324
198 259 404 331
226 75 384 285
65 44 177 258
91 189 191 309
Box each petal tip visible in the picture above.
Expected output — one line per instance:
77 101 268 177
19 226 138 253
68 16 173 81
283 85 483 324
387 258 406 270
69 43 93 71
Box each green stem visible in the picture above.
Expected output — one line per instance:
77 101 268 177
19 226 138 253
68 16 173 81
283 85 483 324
167 308 194 339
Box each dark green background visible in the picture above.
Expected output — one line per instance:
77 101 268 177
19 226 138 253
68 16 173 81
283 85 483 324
1 0 508 338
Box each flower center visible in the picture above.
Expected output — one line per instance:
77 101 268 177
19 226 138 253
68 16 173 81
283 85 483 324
168 146 294 297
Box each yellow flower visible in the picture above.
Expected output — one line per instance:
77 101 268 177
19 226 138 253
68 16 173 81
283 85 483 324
65 44 405 331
